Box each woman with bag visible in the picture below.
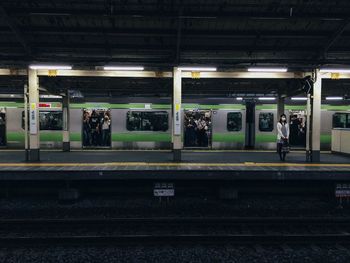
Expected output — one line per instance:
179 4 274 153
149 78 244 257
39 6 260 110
277 114 290 161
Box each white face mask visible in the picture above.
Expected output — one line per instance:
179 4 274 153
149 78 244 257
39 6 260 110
281 117 286 121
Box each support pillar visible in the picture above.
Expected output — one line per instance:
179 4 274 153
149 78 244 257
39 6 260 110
28 68 40 161
172 67 182 161
62 91 70 152
311 70 322 162
277 95 285 119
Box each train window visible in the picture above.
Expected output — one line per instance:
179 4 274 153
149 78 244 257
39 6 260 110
259 113 274 132
126 111 168 131
22 111 63 130
39 111 63 130
227 112 242 131
333 113 350 128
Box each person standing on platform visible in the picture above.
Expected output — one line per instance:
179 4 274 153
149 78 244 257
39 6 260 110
277 114 290 161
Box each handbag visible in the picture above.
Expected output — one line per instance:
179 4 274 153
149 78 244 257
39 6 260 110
281 139 290 153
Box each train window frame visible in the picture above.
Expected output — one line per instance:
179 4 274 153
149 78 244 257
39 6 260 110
332 113 350 128
226 112 242 132
21 110 63 131
126 111 169 132
258 112 274 132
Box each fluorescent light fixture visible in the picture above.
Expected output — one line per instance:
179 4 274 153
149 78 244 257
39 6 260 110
258 97 276 100
248 67 287 72
291 97 307 101
29 64 72 70
320 68 350 73
236 97 243 101
39 95 62 99
178 66 217 72
103 66 144 71
326 96 343 100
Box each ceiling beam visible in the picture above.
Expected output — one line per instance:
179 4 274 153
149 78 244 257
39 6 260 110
0 5 32 56
6 8 350 21
175 6 183 63
321 19 350 57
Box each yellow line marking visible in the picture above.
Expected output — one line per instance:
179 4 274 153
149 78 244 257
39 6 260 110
0 162 349 167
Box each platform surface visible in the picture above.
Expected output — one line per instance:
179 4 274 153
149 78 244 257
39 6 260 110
0 150 349 181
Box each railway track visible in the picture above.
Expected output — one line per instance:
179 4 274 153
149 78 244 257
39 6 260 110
1 217 350 247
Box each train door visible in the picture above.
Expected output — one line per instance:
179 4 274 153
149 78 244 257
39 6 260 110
184 110 212 148
245 102 255 149
0 108 6 147
289 110 306 148
82 108 111 148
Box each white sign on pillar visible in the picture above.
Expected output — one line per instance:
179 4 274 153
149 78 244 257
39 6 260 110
29 102 38 135
174 103 181 135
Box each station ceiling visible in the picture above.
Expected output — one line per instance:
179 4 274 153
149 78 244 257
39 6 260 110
1 0 350 69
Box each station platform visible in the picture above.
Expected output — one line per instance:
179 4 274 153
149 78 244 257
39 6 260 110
0 150 349 181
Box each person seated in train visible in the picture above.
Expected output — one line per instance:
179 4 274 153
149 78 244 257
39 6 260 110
89 110 100 146
101 114 111 146
277 114 290 161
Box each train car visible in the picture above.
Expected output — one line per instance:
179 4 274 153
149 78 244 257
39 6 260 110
0 99 348 151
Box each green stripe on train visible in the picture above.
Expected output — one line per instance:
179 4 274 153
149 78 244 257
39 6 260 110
6 131 332 145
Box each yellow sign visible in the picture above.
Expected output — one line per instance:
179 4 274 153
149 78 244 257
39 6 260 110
48 70 57 77
175 104 181 111
331 73 340 80
191 72 200 79
155 71 163 78
30 103 36 110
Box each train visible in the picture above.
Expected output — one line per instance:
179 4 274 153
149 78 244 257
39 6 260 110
0 98 349 150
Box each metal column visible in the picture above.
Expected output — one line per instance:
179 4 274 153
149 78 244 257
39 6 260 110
28 68 40 161
62 91 70 152
311 70 322 162
172 67 182 161
277 95 285 119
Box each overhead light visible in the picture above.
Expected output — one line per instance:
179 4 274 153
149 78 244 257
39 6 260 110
291 97 307 101
39 95 62 99
103 66 144 71
258 97 276 100
320 68 350 73
29 64 72 70
248 67 288 72
326 96 343 100
178 67 217 72
236 97 243 101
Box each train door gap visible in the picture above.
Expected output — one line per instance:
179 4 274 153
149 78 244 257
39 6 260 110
289 110 306 149
82 108 111 149
184 109 212 149
0 108 6 147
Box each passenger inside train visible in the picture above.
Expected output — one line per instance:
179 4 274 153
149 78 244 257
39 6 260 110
184 110 212 148
82 109 111 147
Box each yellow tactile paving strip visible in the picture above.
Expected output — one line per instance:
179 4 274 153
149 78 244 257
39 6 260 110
0 162 349 167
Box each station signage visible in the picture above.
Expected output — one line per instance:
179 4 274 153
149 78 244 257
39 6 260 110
174 103 181 135
29 103 38 134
